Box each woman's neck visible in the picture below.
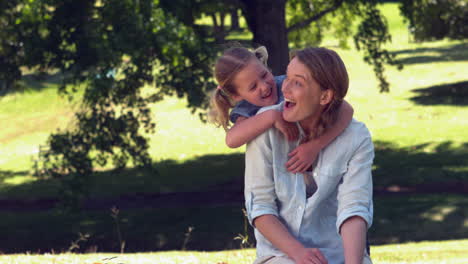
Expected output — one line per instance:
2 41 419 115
299 109 323 137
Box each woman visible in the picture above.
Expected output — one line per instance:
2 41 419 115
244 47 374 264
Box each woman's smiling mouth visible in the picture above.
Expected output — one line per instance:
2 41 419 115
284 98 296 108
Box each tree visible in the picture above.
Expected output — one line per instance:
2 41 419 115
243 0 404 92
400 0 468 42
239 0 290 76
230 8 240 31
0 0 23 94
0 0 215 209
162 0 401 92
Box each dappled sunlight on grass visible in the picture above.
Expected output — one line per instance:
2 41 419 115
372 195 468 244
373 140 468 187
421 205 457 222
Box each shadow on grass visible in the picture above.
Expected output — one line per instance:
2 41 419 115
371 194 467 244
0 72 64 97
409 81 468 106
0 170 29 184
2 140 466 201
0 205 250 253
392 42 468 65
0 141 466 252
0 194 465 253
373 140 468 190
0 153 245 200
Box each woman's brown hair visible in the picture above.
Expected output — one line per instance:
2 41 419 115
292 47 349 139
208 46 268 130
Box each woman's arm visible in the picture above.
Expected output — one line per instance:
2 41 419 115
254 215 328 264
318 100 354 148
336 125 374 264
286 100 354 172
226 109 298 148
340 216 367 264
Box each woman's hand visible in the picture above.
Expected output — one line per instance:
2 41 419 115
273 111 299 141
286 141 320 173
292 247 328 264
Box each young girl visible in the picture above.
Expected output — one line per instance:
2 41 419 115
209 46 354 173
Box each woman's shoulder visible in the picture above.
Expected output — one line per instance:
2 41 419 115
331 119 372 153
342 119 372 139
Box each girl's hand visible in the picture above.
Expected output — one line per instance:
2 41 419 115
273 112 299 141
286 141 320 173
292 247 328 264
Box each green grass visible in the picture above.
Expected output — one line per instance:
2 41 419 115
0 240 467 264
0 2 467 254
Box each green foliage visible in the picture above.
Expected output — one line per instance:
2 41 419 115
0 0 24 93
287 0 358 49
400 0 468 41
286 0 402 92
163 0 403 92
287 0 328 47
159 0 239 43
354 3 403 93
0 0 215 210
332 3 356 49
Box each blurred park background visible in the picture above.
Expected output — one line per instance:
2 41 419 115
0 0 467 263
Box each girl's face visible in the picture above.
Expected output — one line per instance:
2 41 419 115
231 59 277 107
282 57 332 128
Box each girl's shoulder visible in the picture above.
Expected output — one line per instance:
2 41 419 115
274 75 286 101
274 75 286 84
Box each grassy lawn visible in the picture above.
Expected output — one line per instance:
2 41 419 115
0 2 467 255
0 240 467 264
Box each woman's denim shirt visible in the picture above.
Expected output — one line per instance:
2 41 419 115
244 103 374 263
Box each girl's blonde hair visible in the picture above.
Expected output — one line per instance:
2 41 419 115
209 46 268 130
291 47 349 140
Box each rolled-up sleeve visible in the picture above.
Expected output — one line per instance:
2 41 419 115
336 125 374 233
244 130 279 226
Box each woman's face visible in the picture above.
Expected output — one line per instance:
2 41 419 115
282 57 329 127
231 59 277 107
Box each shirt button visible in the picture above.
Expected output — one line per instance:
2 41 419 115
298 206 303 210
313 172 317 177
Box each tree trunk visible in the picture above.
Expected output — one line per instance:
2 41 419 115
211 12 227 43
230 8 240 31
241 0 289 75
